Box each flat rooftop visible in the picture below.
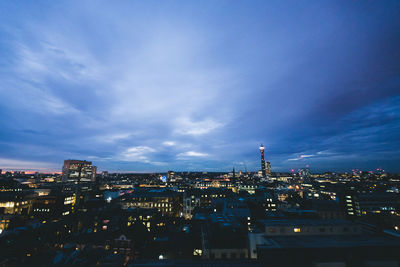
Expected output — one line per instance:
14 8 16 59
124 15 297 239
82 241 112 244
258 234 400 249
258 219 354 227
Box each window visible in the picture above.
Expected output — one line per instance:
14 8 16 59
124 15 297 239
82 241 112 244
294 228 301 233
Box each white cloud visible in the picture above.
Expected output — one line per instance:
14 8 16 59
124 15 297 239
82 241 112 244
162 141 176 146
119 146 155 162
174 117 223 136
287 154 315 161
177 151 209 158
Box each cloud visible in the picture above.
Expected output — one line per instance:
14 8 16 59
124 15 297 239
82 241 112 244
177 151 209 158
119 146 155 162
0 1 399 172
287 153 330 161
174 117 223 136
162 141 176 146
94 133 132 144
0 158 58 171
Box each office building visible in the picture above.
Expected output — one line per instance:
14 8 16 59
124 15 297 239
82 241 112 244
62 160 97 183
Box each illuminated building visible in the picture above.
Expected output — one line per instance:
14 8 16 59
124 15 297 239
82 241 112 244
259 144 266 177
253 189 277 212
118 189 181 217
167 170 175 182
62 160 97 183
32 192 75 218
0 192 34 232
0 192 33 215
238 184 258 194
195 179 234 189
32 195 57 217
183 188 233 219
342 192 399 216
0 216 10 232
340 192 361 217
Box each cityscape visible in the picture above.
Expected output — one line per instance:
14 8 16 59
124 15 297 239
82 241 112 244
1 148 400 266
1 1 400 267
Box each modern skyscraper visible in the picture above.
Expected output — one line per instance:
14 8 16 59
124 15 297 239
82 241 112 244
62 160 97 183
260 144 267 177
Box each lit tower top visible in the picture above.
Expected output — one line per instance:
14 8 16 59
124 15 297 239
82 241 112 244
260 144 267 177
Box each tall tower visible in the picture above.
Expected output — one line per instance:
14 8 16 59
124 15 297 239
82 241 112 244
259 144 267 177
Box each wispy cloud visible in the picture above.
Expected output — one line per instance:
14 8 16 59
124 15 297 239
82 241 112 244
119 146 155 163
177 151 209 158
0 158 58 171
174 117 223 136
288 155 312 161
94 133 132 144
162 141 176 146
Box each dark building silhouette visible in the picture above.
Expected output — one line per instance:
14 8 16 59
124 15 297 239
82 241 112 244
259 144 266 177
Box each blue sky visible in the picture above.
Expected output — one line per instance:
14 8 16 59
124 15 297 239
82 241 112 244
0 1 399 173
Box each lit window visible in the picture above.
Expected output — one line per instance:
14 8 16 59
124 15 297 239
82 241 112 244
294 228 301 233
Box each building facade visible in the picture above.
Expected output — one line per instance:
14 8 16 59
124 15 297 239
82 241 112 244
62 160 97 183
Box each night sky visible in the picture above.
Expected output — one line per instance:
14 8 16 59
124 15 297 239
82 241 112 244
0 1 399 173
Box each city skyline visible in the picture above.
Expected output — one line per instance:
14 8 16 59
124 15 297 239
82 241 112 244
1 1 400 173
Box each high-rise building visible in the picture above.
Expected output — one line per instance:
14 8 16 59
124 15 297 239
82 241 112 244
259 144 267 177
266 161 271 175
62 160 97 183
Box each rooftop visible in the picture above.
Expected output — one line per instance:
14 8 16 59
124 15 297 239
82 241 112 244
258 234 400 249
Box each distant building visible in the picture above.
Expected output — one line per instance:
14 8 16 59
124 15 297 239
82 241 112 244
266 162 271 176
340 192 399 217
167 170 175 182
118 189 181 217
101 171 109 179
62 160 97 183
259 144 266 177
183 188 233 219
